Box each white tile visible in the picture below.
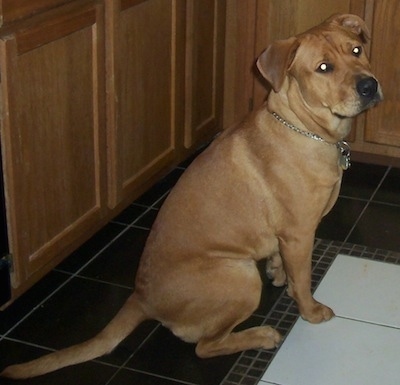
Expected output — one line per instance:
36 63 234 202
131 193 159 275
260 317 400 385
314 254 400 327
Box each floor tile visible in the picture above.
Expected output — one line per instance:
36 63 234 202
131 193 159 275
56 223 127 274
0 271 69 335
372 166 400 205
259 317 400 385
314 254 400 327
347 201 400 250
78 227 149 287
340 162 387 199
126 325 240 385
111 204 148 226
316 197 366 241
133 208 159 229
7 277 133 365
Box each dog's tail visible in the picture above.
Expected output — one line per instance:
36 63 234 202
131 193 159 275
1 293 147 379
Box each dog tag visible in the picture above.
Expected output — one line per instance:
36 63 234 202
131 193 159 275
337 141 351 170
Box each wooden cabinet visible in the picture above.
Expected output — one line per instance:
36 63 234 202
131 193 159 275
352 0 400 158
0 1 107 298
106 0 185 208
184 0 226 148
0 0 227 306
107 0 225 208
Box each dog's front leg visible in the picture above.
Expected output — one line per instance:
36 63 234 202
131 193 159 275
278 235 334 323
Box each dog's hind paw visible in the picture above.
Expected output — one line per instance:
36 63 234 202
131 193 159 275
261 326 283 349
266 254 287 287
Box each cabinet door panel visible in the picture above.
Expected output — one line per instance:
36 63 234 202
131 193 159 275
364 1 400 147
0 4 106 284
184 0 226 148
107 0 185 207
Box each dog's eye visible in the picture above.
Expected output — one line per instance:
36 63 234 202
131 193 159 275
316 63 334 73
352 46 362 57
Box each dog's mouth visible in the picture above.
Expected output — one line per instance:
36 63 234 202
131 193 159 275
332 90 383 120
332 109 358 120
333 112 348 119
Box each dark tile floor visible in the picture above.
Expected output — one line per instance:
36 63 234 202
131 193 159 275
1 159 400 385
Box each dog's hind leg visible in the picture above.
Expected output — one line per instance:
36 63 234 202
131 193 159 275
195 325 281 358
186 260 282 358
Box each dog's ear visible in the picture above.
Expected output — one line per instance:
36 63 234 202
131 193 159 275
328 13 370 43
256 37 300 93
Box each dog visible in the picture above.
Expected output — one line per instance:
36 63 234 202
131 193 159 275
1 13 382 379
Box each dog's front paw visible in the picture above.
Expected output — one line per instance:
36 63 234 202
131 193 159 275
300 301 335 324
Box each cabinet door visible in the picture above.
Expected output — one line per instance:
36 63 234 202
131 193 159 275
107 0 185 208
363 1 400 147
0 3 106 290
184 0 226 148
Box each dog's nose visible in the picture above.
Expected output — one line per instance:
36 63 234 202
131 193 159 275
356 77 378 99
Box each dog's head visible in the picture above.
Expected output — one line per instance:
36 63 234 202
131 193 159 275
257 14 382 136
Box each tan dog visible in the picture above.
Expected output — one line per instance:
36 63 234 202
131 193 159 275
1 13 382 379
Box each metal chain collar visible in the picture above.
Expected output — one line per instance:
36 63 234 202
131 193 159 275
271 111 351 170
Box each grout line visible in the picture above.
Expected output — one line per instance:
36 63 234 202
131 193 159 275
369 166 392 202
110 206 154 228
127 190 170 229
335 314 400 331
109 220 153 231
107 366 198 385
131 202 152 209
149 189 170 208
70 274 134 290
367 199 400 208
0 335 56 352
